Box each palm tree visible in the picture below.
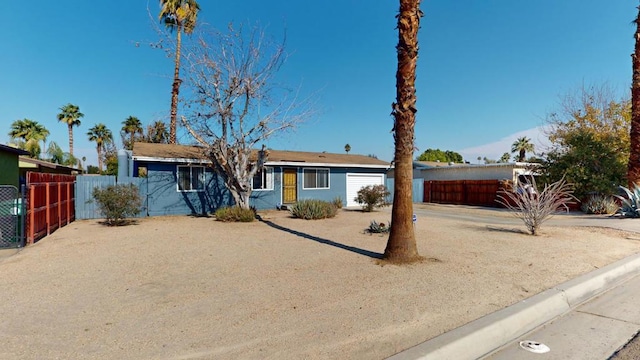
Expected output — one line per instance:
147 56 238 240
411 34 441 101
87 123 113 173
159 0 200 144
511 136 534 162
8 118 49 158
384 0 422 263
121 116 143 150
57 103 84 156
629 5 640 187
46 141 76 166
145 120 170 143
344 144 351 153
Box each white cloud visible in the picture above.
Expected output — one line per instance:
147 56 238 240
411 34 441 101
457 126 551 163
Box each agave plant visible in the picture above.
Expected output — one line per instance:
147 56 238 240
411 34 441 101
614 186 640 218
367 220 391 234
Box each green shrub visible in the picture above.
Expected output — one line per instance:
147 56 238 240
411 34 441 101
615 186 640 218
290 199 337 220
92 183 143 226
354 185 390 212
214 206 256 222
331 196 343 209
581 194 619 215
366 220 390 234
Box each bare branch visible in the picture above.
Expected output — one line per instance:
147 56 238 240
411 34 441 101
169 21 314 208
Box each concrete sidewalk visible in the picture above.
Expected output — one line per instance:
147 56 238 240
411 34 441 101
485 273 640 359
388 252 640 360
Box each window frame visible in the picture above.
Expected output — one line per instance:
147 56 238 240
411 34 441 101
252 167 274 191
176 165 206 192
302 168 330 190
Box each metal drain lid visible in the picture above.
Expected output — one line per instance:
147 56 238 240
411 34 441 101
519 340 550 354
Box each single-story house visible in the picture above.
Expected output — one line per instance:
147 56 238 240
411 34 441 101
19 157 80 178
0 144 29 188
119 143 391 216
389 160 538 185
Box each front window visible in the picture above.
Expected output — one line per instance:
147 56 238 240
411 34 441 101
303 168 329 189
177 165 205 192
252 167 273 191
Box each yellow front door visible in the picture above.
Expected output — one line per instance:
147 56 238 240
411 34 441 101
282 169 297 204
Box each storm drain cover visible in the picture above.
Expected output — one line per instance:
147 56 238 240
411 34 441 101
519 340 550 354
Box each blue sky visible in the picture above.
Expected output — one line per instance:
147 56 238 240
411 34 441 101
2 0 635 166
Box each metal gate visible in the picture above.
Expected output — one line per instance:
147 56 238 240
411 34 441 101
0 185 25 248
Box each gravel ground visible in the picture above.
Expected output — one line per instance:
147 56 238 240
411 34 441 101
1 206 639 360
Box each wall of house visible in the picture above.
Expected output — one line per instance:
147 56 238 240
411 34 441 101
420 166 517 183
250 169 281 210
298 167 387 206
140 162 234 216
0 152 19 188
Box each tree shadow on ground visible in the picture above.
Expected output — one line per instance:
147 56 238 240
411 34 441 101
256 215 383 259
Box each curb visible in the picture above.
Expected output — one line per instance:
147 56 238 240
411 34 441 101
387 252 640 360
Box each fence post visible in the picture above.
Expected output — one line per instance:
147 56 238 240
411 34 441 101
28 185 34 245
46 182 51 235
67 182 71 225
57 182 62 229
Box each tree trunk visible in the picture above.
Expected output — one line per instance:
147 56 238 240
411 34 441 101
629 6 640 187
68 124 74 157
384 0 422 263
97 145 103 173
230 188 251 209
169 26 183 145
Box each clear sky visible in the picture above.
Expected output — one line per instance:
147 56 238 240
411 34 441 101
2 0 636 167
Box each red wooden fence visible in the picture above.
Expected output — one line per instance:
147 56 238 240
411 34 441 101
424 180 506 207
26 172 76 244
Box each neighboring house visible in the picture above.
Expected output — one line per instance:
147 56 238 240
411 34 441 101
19 157 80 178
121 143 390 216
0 144 29 188
389 160 538 185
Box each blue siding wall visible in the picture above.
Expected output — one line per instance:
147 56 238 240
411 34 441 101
249 169 281 210
142 162 234 216
122 160 389 215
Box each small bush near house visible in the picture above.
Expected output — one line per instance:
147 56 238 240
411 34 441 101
614 186 640 218
496 177 576 235
581 194 619 215
355 185 390 212
331 196 343 209
214 206 256 222
366 220 390 234
92 184 143 226
290 199 337 220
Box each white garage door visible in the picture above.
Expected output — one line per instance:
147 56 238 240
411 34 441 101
346 173 385 207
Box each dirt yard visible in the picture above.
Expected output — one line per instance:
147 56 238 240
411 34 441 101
1 205 639 360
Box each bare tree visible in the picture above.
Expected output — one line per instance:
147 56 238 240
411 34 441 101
179 23 312 208
496 177 577 235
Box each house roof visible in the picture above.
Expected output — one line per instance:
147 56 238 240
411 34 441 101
19 156 80 173
0 143 29 156
132 142 390 168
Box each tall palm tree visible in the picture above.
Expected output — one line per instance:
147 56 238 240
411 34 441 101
145 120 170 143
629 5 640 187
344 144 351 153
87 123 113 173
121 116 143 150
159 0 200 144
384 0 422 263
511 136 534 162
8 118 49 158
57 103 84 156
